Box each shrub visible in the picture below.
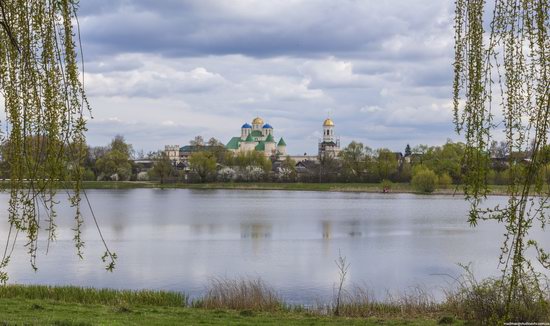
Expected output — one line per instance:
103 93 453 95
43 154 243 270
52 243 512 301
380 179 392 192
438 173 452 189
411 168 438 193
82 169 96 181
136 171 149 181
238 166 266 182
217 167 237 182
444 266 550 323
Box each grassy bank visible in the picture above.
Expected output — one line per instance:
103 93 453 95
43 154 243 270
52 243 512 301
72 181 512 195
0 284 459 325
0 180 514 195
1 276 548 325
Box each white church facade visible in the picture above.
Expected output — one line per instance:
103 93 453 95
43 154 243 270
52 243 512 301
225 117 287 157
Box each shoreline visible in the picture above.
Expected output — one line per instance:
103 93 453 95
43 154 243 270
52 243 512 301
0 180 513 196
0 284 461 325
75 181 511 196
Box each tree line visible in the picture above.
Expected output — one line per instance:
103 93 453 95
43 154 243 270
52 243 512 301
2 135 540 193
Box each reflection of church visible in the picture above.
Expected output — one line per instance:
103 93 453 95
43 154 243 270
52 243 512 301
318 118 340 157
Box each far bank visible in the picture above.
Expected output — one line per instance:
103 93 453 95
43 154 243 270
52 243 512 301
74 181 510 195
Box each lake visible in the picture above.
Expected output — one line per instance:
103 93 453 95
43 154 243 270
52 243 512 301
1 189 548 304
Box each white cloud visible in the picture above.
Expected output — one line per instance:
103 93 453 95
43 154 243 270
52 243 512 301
68 0 460 153
300 57 368 88
85 56 228 98
360 105 383 113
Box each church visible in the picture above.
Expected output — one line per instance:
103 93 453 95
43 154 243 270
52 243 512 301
226 117 287 157
318 118 341 157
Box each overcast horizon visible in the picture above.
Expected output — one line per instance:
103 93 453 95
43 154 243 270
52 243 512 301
75 0 459 155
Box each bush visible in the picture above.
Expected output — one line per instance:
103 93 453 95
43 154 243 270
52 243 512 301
380 179 392 192
218 167 237 182
444 267 550 324
82 169 96 181
411 168 438 193
238 166 266 182
438 173 452 189
136 171 149 181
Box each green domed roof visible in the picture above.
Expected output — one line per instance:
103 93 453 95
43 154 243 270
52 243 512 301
265 134 275 142
278 138 286 146
245 133 254 142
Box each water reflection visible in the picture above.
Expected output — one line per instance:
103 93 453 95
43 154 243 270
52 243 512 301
343 220 363 238
0 189 548 305
240 223 272 239
322 221 331 239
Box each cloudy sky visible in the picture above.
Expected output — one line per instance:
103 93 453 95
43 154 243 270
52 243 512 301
77 0 458 155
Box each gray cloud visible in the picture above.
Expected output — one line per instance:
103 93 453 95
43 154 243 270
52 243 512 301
79 1 453 59
75 0 459 154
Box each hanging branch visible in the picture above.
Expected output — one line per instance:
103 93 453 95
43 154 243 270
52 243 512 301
454 0 550 317
0 0 18 52
0 0 116 283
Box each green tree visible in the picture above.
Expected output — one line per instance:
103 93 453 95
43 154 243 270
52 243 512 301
376 149 398 181
110 135 134 159
411 167 438 193
279 156 297 181
454 0 550 316
405 144 412 157
340 141 366 181
149 152 174 184
398 161 412 183
190 135 205 147
421 141 464 183
95 136 133 181
438 172 452 189
206 137 228 163
233 151 272 174
0 1 116 282
189 151 217 183
318 152 339 182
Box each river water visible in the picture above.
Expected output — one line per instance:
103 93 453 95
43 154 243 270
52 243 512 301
1 189 548 304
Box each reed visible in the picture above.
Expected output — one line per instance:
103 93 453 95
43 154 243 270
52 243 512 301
325 285 443 319
0 284 187 307
194 277 283 312
443 267 550 323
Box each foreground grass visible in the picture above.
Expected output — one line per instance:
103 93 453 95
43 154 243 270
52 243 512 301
0 298 457 326
75 180 512 195
0 285 461 326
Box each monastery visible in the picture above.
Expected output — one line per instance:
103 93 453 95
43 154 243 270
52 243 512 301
164 117 340 163
225 117 287 157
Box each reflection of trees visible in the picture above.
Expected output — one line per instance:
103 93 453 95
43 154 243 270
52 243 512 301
322 221 332 239
240 223 272 239
190 223 220 235
344 220 362 238
321 219 364 239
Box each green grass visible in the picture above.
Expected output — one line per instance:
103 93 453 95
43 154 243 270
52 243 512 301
0 284 464 325
78 181 443 193
78 181 512 196
0 180 513 195
0 298 462 326
0 284 186 307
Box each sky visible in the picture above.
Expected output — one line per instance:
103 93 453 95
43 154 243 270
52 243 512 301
76 0 459 155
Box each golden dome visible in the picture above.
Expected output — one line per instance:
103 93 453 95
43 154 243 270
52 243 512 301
252 117 264 125
323 118 334 127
